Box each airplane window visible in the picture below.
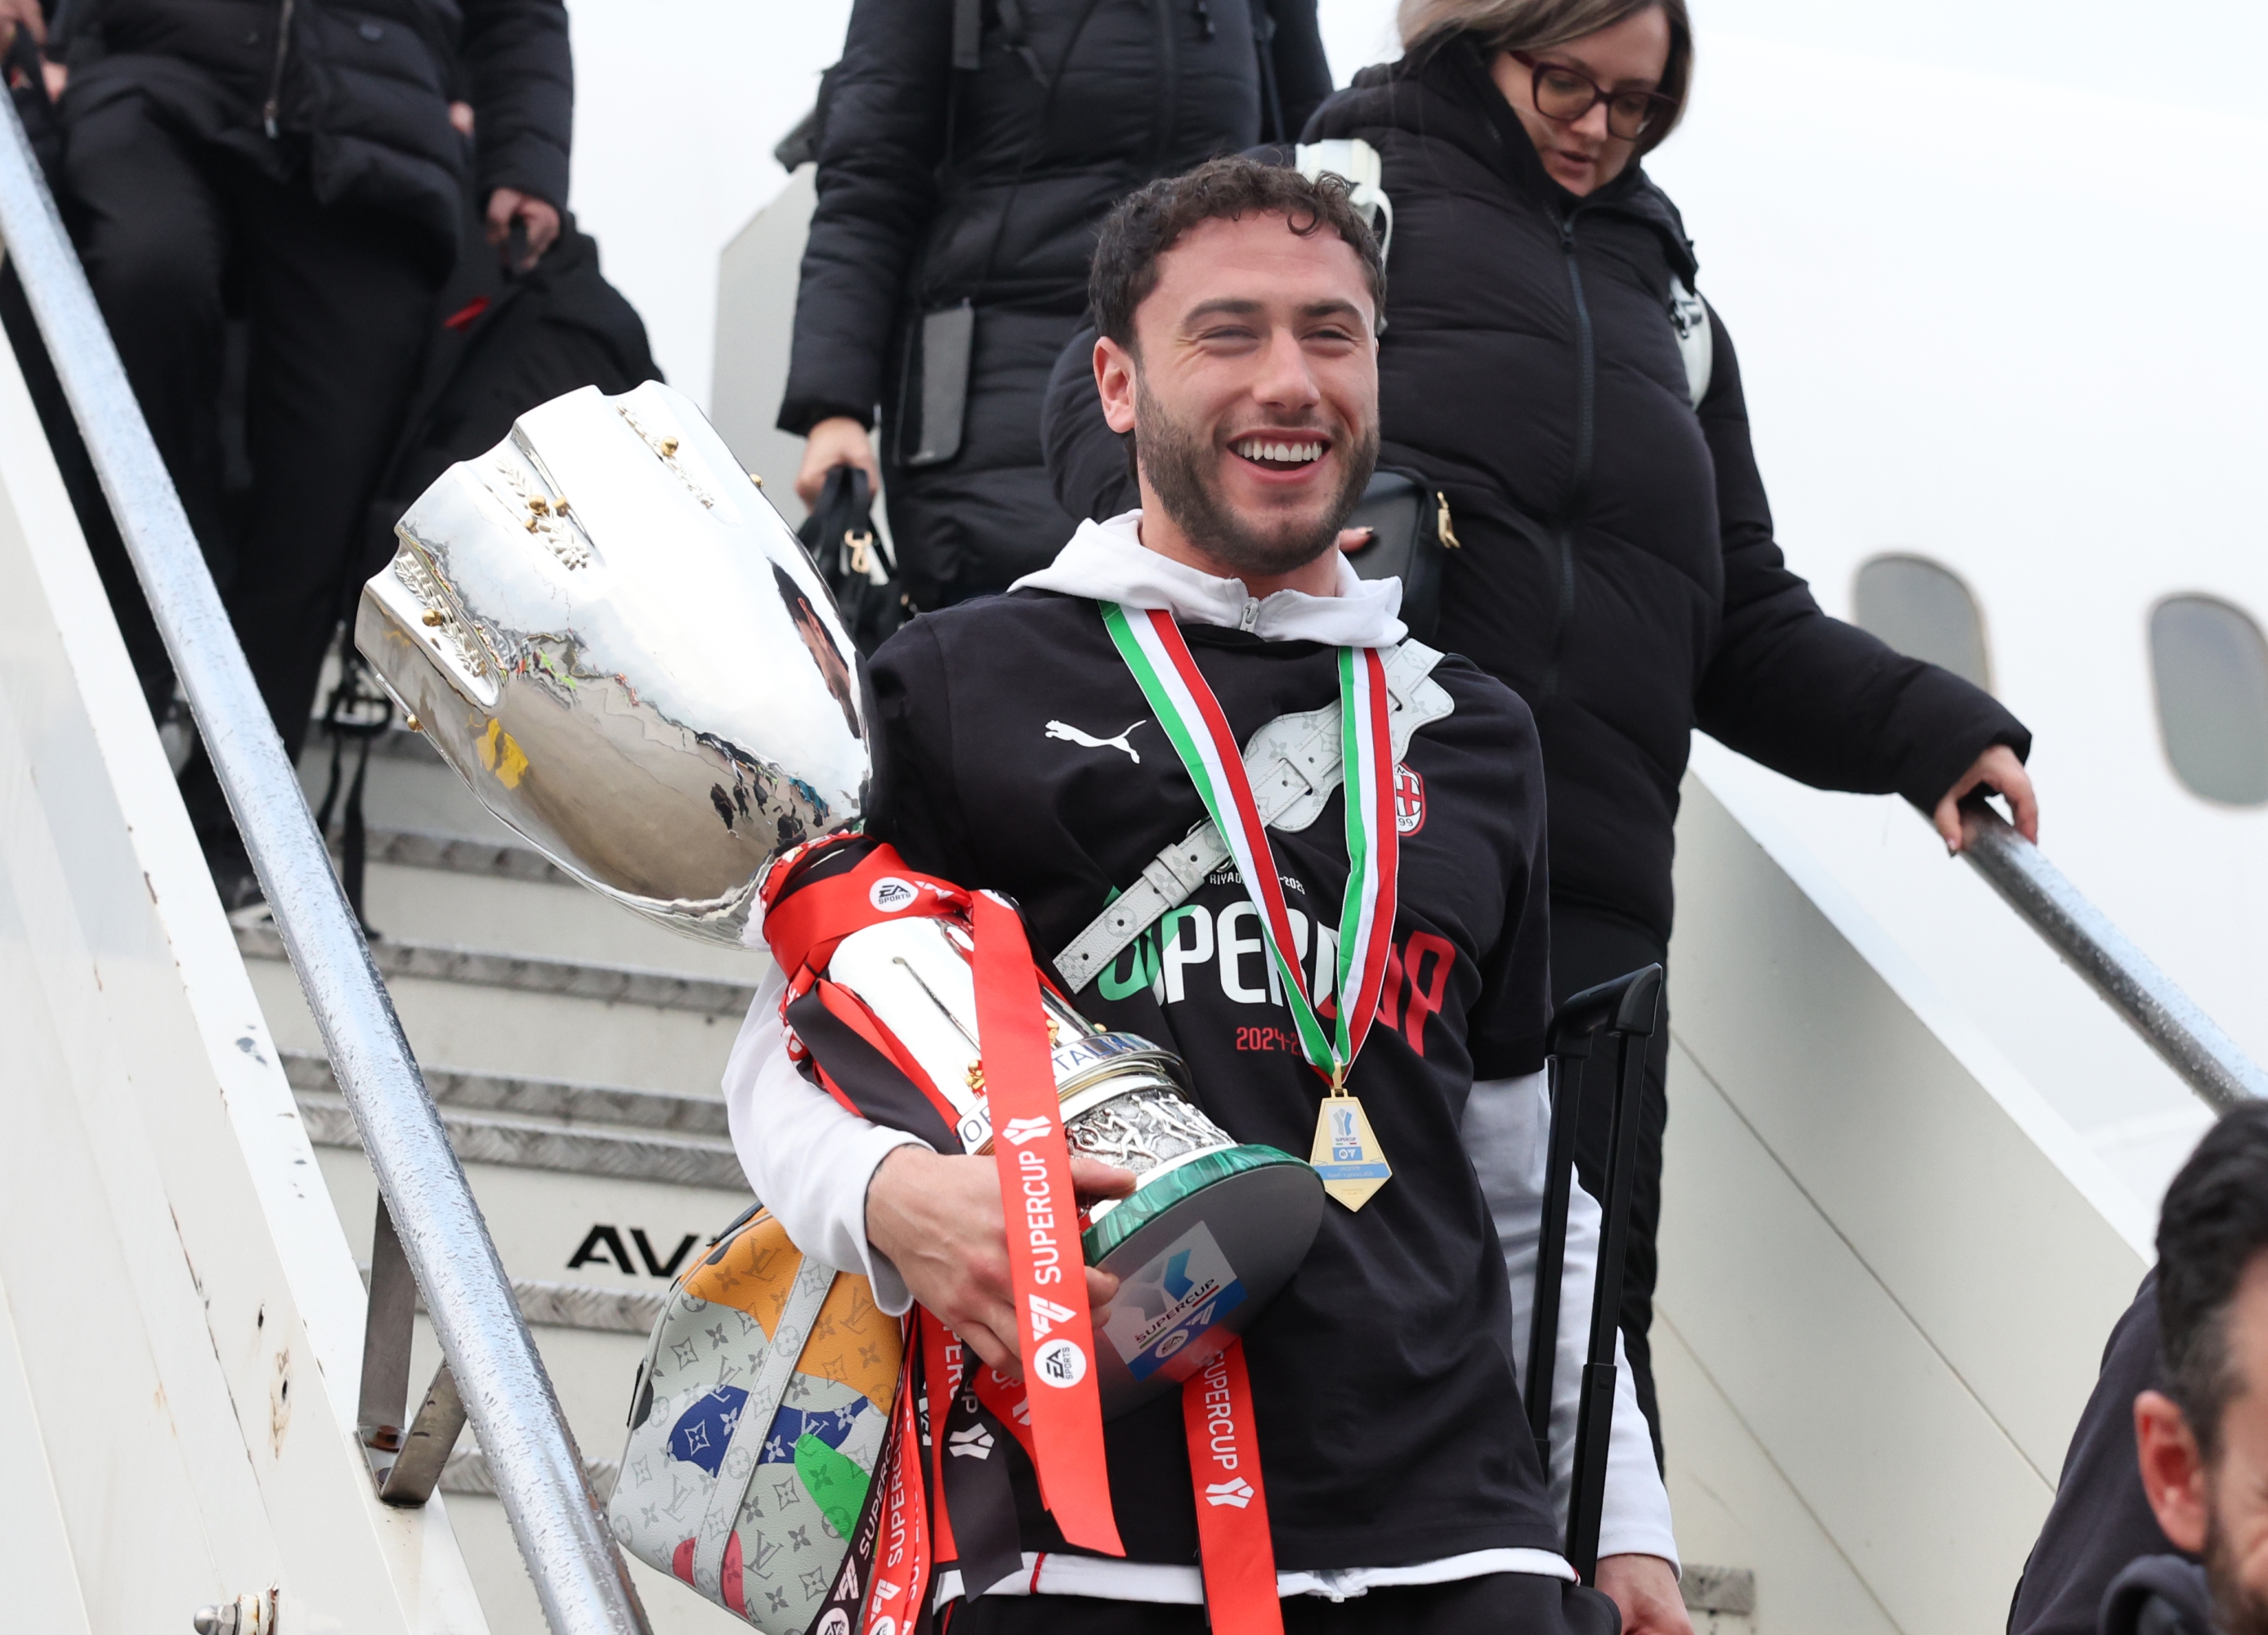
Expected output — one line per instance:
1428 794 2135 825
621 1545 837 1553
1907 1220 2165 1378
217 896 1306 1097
1853 555 1992 692
2150 596 2268 808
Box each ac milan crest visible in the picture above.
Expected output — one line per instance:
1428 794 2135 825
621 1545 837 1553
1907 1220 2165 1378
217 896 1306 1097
1393 765 1426 835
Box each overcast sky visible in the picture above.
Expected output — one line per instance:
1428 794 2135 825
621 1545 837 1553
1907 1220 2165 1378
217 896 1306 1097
564 0 2267 408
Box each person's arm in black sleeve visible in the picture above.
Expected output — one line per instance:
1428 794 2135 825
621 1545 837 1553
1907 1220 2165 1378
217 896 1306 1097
1266 0 1335 140
776 0 950 437
1466 687 1553 1080
865 617 978 884
459 0 573 213
1042 320 1141 523
1692 306 2033 818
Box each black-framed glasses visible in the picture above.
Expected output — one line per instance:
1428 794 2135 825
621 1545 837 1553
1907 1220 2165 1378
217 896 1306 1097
1510 52 1675 142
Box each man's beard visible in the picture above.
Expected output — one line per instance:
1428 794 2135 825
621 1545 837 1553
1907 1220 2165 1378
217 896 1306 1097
1135 378 1378 580
2209 1515 2268 1635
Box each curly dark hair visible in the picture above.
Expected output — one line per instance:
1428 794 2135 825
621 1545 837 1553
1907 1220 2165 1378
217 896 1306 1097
2158 1101 2268 1460
1089 155 1387 351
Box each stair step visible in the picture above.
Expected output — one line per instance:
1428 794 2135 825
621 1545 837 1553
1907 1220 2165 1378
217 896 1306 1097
236 923 760 1016
360 1262 667 1336
1682 1565 1755 1616
298 1090 745 1189
285 1052 730 1138
512 1274 669 1334
356 823 567 885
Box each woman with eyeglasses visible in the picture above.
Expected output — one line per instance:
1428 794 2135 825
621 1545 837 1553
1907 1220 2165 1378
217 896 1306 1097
1045 0 2038 1548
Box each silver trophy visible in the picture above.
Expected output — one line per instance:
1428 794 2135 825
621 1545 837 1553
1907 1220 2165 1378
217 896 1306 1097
356 383 1322 1413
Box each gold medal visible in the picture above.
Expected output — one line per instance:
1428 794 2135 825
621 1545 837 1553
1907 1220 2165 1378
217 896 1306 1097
1308 1091 1392 1212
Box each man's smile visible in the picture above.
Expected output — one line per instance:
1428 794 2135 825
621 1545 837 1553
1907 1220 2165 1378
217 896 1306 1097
1228 436 1329 473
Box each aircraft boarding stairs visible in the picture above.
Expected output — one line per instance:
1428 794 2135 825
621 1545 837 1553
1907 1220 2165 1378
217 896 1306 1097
3 101 2259 1635
260 719 763 1631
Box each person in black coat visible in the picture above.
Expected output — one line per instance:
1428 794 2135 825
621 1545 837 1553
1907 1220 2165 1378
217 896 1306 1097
780 0 1331 607
18 0 571 909
2007 1274 2190 1635
1045 0 2040 1460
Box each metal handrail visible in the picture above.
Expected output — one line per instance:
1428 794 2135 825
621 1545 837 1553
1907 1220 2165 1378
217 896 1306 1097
0 101 648 1635
1961 804 2268 1113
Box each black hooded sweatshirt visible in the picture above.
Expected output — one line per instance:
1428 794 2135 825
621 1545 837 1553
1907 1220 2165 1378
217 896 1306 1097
1046 38 2029 943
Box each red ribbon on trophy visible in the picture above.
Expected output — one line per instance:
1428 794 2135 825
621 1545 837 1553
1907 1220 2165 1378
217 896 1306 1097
763 836 1297 1628
761 836 1125 1621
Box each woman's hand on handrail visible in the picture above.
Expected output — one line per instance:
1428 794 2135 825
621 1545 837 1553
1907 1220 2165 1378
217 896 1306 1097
1936 742 2039 853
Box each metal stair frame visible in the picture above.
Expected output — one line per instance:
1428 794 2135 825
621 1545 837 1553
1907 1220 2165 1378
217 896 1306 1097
0 96 649 1635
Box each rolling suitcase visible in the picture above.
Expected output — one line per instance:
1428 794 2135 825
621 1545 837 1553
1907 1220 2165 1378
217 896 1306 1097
1528 962 1665 1579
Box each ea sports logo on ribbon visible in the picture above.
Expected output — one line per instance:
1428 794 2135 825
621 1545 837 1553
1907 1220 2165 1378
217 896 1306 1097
1032 1337 1089 1388
1001 1116 1053 1146
1205 1477 1255 1509
868 876 919 912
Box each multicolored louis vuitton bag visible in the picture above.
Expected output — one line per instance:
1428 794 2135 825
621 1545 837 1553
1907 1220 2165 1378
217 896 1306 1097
608 1206 902 1632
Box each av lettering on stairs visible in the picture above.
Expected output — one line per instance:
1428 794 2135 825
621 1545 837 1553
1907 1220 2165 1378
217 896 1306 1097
568 1224 701 1279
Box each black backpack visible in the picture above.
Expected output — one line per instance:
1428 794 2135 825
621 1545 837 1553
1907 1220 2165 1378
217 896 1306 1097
356 208 662 589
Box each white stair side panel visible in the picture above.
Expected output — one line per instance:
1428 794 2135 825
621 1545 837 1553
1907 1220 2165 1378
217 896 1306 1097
1662 773 2149 1631
0 1152 100 1635
1650 1315 1895 1635
1688 736 2210 1212
1660 1038 2052 1631
0 327 486 1627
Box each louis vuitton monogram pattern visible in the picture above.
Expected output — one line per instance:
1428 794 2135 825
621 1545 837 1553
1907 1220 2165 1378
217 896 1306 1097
608 1210 901 1632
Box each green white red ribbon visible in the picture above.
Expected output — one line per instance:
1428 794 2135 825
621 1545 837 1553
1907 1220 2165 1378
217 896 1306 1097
1100 602 1399 1090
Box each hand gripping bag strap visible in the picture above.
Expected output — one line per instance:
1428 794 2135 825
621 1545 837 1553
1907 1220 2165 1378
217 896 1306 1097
1056 638 1452 992
691 1250 839 1597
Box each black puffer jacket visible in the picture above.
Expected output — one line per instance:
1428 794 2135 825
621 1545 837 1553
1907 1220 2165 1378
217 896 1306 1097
1048 38 2028 942
57 0 570 277
779 0 1331 597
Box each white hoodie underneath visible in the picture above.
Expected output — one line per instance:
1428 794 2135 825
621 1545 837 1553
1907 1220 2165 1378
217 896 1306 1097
722 511 1679 1601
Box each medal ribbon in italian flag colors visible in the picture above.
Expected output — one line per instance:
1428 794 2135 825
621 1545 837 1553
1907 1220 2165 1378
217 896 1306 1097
1100 603 1399 1091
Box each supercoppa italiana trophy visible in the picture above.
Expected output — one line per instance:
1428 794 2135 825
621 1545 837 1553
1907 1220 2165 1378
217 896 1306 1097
356 386 1323 1428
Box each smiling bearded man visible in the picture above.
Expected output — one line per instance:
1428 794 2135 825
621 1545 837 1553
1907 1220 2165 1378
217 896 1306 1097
723 156 1688 1635
1128 352 1378 579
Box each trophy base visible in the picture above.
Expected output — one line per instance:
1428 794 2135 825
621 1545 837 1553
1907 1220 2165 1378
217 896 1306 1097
1081 1144 1324 1418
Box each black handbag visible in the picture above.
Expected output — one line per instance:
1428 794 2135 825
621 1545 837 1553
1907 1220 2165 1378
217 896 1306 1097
1341 466 1459 643
798 465 910 656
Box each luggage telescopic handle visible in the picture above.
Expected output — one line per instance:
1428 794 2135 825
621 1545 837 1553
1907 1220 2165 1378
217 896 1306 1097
1524 963 1664 1583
